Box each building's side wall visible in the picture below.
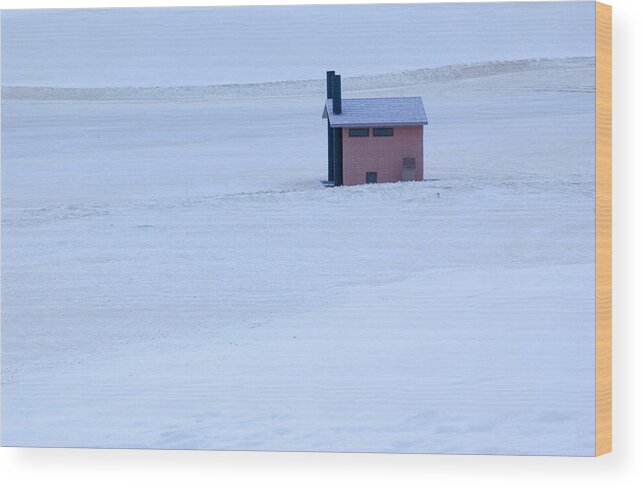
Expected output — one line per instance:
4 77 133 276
341 126 424 186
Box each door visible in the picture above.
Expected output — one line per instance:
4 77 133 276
366 172 377 184
402 158 416 182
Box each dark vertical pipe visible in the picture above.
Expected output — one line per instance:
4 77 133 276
326 71 335 183
332 74 343 185
332 75 342 114
333 127 343 186
327 122 334 183
326 71 335 99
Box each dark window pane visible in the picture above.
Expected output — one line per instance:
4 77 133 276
403 158 416 168
373 128 394 137
349 128 369 137
366 172 377 184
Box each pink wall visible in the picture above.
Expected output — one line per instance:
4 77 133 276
342 125 424 186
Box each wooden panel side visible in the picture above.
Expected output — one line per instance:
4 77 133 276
596 1 612 457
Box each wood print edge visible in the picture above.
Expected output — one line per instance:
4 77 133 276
595 0 612 457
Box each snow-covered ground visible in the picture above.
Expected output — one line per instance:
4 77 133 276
2 5 596 454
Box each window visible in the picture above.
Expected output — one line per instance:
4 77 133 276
402 158 416 169
349 128 369 137
373 128 394 137
366 172 378 184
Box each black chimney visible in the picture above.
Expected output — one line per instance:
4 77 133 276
326 71 335 183
326 70 335 99
332 75 342 114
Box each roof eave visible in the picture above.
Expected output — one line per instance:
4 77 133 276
329 121 428 128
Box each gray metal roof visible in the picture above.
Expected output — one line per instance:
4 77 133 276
322 97 428 128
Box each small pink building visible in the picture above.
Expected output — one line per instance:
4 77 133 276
322 71 428 186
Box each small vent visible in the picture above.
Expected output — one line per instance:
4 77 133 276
403 158 416 169
373 128 394 137
349 128 369 137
